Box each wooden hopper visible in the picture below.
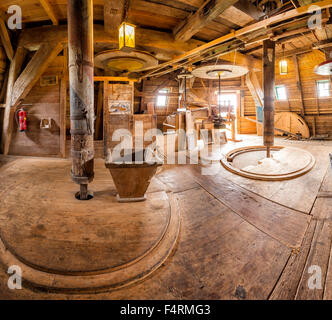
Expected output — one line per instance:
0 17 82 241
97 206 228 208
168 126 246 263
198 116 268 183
106 149 163 202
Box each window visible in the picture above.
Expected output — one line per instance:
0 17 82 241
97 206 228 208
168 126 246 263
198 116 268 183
217 93 237 116
317 80 330 98
275 85 287 100
156 89 169 107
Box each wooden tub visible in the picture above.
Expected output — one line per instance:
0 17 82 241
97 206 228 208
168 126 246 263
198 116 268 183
105 149 163 202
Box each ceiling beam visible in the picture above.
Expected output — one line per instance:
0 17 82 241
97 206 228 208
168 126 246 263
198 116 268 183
298 0 320 5
18 24 204 58
173 0 239 42
0 18 14 61
39 0 58 25
233 0 265 21
143 0 332 79
104 0 125 33
11 42 63 109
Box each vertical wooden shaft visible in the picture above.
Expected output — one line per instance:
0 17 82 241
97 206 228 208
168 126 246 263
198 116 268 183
263 39 275 158
68 0 95 199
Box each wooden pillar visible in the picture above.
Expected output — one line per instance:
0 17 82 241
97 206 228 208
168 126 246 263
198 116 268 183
1 47 27 155
263 39 276 158
68 0 95 199
293 55 305 116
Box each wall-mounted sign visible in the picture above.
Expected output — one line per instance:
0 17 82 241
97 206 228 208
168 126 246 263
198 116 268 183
109 100 132 114
40 75 58 87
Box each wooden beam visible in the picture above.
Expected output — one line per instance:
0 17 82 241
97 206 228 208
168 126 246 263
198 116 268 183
11 42 63 109
0 18 14 61
95 82 103 141
246 71 263 108
59 76 67 158
18 25 204 58
263 39 276 158
39 0 59 25
104 0 125 33
94 76 138 82
68 0 95 198
173 0 239 41
144 0 332 79
293 55 305 116
1 47 28 155
233 0 265 20
298 0 318 5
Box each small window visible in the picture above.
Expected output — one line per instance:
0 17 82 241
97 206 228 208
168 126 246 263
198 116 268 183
317 80 330 98
275 85 287 100
156 89 169 107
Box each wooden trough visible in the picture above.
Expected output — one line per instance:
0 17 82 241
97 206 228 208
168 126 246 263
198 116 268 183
106 149 163 202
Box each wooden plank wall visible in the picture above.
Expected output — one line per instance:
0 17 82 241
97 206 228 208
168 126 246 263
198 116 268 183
139 75 179 128
3 48 332 158
273 50 331 136
8 54 64 157
140 74 257 134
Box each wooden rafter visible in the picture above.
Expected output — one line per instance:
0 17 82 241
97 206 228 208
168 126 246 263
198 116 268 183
293 55 305 116
0 18 14 61
143 0 332 79
233 0 266 20
104 0 125 32
11 42 63 108
39 0 58 25
173 0 239 42
298 0 319 5
19 25 204 57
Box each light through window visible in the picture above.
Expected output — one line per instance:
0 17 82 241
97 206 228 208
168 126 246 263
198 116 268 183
275 85 287 100
218 93 237 112
156 89 169 107
317 80 330 98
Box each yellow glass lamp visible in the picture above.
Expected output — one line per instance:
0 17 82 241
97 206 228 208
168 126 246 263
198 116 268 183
279 59 288 75
119 22 136 52
279 44 288 75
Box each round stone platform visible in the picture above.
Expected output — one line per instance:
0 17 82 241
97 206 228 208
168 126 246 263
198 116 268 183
0 158 180 293
221 146 316 181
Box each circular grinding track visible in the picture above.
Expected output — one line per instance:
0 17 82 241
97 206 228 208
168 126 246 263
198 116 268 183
221 146 315 181
192 64 249 79
0 159 180 293
94 50 158 73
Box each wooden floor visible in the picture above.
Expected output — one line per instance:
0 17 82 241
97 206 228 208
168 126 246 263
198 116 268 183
0 135 331 299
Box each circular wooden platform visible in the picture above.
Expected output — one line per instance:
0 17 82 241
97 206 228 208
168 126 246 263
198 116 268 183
0 159 180 293
221 146 315 181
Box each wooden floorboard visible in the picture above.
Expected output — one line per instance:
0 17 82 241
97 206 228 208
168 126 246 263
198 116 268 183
0 136 331 299
185 165 311 248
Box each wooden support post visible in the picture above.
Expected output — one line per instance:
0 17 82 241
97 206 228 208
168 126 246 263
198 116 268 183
95 81 103 140
293 55 305 116
1 47 27 155
263 39 276 158
68 0 95 200
0 18 14 61
59 76 67 158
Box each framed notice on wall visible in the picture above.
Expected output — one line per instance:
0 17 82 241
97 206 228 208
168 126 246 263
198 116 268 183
40 75 58 87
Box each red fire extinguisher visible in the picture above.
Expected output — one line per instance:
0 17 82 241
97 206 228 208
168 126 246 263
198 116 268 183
15 108 27 132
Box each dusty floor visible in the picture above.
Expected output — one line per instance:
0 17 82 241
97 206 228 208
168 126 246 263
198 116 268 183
0 135 331 300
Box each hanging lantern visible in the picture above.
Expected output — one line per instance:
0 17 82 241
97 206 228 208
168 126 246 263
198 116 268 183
119 22 136 52
279 44 288 75
279 59 288 75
